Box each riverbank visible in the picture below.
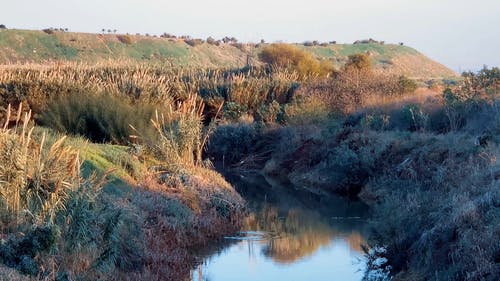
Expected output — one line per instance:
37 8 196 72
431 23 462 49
206 68 500 280
73 140 246 281
0 121 245 280
260 126 499 280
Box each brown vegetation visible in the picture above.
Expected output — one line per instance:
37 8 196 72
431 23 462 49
259 44 335 78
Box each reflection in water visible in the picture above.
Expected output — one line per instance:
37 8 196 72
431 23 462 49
191 174 369 281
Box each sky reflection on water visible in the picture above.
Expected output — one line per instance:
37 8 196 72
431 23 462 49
191 175 369 281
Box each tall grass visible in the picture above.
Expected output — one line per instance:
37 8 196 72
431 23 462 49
149 95 205 167
0 105 79 230
39 93 156 144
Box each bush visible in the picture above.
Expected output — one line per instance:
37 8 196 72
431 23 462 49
206 36 216 45
0 24 6 29
207 123 260 165
117 34 133 44
42 28 54 35
259 44 334 78
257 100 283 124
38 93 156 144
184 38 204 47
283 93 331 125
344 53 371 71
397 75 418 94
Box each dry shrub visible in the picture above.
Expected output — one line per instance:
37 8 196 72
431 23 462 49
259 44 334 78
117 34 134 45
290 69 418 121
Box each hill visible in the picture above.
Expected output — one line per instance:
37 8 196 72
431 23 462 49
0 29 457 79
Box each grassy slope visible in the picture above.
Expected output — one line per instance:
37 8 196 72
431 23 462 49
0 29 457 79
24 127 244 280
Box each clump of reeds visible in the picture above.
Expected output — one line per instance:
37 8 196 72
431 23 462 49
0 104 80 231
148 95 206 167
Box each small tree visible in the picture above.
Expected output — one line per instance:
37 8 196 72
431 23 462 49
0 24 6 29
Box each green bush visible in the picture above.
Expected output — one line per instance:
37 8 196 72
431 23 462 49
397 75 418 94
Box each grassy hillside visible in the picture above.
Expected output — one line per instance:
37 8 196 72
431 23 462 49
0 29 457 79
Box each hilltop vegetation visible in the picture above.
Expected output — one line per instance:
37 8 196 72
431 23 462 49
0 29 457 79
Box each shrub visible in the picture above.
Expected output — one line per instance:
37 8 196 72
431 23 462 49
184 38 204 47
233 43 246 52
344 53 371 71
117 34 133 44
42 28 54 35
259 44 334 78
0 24 6 29
398 104 428 131
257 100 283 124
397 75 418 94
283 93 331 125
38 93 156 144
207 123 259 165
206 36 216 45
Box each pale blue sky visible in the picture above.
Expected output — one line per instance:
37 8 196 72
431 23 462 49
1 0 499 71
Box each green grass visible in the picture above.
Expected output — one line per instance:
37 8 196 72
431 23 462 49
0 29 78 61
0 29 456 78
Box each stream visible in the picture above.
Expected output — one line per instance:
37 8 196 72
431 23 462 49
191 174 370 281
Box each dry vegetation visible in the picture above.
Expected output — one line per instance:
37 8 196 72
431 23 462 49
0 42 497 280
236 67 500 280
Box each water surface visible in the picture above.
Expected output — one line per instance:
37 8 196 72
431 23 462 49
191 174 369 281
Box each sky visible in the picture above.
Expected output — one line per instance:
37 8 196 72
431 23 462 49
1 0 499 72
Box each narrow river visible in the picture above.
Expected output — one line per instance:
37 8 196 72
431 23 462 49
191 174 370 281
